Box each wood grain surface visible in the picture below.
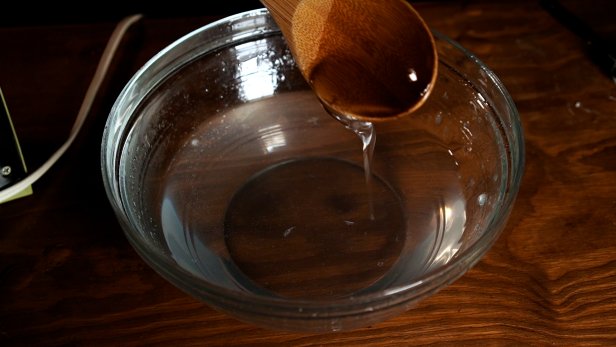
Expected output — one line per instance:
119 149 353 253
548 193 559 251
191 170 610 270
1 0 615 345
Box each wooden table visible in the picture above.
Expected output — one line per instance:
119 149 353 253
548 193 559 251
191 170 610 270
1 1 615 345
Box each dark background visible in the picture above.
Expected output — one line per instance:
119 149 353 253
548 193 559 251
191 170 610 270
3 1 454 26
2 0 613 54
0 0 266 26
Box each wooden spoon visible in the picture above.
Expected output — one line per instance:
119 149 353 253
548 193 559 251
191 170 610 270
260 0 438 121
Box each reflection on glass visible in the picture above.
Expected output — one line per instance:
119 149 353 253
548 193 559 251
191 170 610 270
433 199 466 264
234 41 278 101
258 124 286 153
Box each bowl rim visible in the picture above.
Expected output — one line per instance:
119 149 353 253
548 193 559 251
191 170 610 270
101 8 525 317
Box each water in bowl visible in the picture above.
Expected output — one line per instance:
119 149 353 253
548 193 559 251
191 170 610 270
153 90 467 300
128 35 499 301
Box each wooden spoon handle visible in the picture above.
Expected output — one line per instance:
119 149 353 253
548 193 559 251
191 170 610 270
260 0 301 37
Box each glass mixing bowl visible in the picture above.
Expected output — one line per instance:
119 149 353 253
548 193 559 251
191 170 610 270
101 9 524 332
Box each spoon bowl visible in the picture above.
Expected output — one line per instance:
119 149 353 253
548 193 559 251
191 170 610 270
261 0 437 121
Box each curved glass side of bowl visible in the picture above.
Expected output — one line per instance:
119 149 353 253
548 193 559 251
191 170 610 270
101 9 524 332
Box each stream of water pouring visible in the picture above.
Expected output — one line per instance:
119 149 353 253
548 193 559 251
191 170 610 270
336 117 377 220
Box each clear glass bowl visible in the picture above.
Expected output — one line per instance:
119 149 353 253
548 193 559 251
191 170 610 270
101 9 524 332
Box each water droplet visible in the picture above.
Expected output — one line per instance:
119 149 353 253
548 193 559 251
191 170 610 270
283 226 295 238
408 68 418 82
307 117 319 126
435 112 443 125
330 319 342 332
191 138 199 146
477 193 487 206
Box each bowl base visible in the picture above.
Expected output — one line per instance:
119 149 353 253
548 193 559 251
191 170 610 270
224 157 406 299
